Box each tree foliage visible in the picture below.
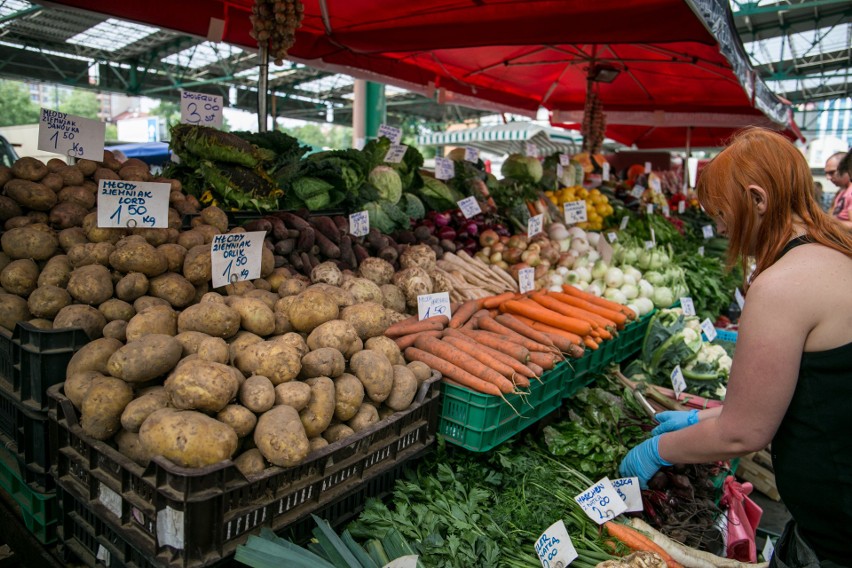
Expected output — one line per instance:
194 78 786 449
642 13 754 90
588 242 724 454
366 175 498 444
0 81 40 126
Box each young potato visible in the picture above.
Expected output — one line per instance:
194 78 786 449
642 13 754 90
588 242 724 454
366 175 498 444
27 318 52 330
254 405 310 467
228 331 263 364
197 336 229 364
81 377 134 440
1 258 39 296
11 157 48 181
365 336 404 366
287 289 339 333
239 375 275 414
68 242 115 268
1 226 58 260
340 302 391 340
300 347 345 379
66 337 123 378
0 293 30 330
200 206 228 232
217 405 258 438
407 361 433 384
28 285 70 318
230 297 275 336
67 264 113 305
243 289 278 310
103 320 127 341
149 272 196 308
234 341 301 385
98 299 135 322
333 373 365 422
165 360 240 413
53 304 106 338
37 255 71 288
177 303 240 338
140 409 238 468
107 334 182 383
182 244 213 284
115 429 152 466
233 449 267 477
65 371 106 410
306 320 362 359
349 350 393 403
108 240 167 276
274 381 312 411
120 389 171 433
125 305 177 341
346 403 379 433
299 377 335 438
5 180 55 210
115 272 149 302
386 366 419 411
174 331 211 356
277 278 307 298
308 437 328 452
269 332 309 358
322 424 355 444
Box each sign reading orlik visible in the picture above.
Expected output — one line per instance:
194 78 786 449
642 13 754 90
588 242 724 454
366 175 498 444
210 231 265 288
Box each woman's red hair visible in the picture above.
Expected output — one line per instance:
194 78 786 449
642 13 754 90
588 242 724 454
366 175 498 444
697 127 852 290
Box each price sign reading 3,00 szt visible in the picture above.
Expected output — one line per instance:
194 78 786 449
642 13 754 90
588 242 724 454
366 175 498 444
38 109 104 160
417 292 452 321
519 267 535 294
563 201 587 224
349 210 369 237
535 520 578 568
180 90 223 128
575 477 627 524
210 231 265 288
97 180 169 229
458 196 482 219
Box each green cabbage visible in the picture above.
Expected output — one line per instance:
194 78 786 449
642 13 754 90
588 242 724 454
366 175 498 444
417 177 463 212
501 153 543 183
368 166 403 204
400 193 425 220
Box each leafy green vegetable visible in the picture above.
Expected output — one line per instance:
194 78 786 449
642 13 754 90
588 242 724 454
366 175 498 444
416 177 463 212
171 124 273 168
501 153 543 183
362 136 424 191
368 166 403 204
400 193 426 220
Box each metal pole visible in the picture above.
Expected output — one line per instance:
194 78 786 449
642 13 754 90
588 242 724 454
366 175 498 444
258 45 269 132
684 126 692 193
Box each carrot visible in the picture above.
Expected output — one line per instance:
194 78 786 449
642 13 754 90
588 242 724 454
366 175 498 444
548 291 627 329
561 285 635 320
534 292 616 329
413 335 515 394
528 351 558 371
442 329 537 379
443 336 530 388
603 522 683 568
527 361 544 377
477 316 561 355
385 315 448 338
482 292 517 309
449 299 482 328
583 336 599 350
394 330 442 350
502 299 593 336
509 314 584 347
404 347 503 397
458 329 531 362
494 313 557 349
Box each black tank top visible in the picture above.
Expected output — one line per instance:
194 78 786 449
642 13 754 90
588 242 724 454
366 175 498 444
771 236 852 565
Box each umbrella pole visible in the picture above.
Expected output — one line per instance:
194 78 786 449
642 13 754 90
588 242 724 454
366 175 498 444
258 44 269 132
684 126 692 193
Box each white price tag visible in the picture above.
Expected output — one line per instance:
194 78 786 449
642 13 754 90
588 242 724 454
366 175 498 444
349 210 369 237
383 556 419 568
96 545 111 565
597 237 614 264
377 124 402 144
671 365 687 400
525 142 538 157
762 537 775 561
98 483 122 518
612 478 643 513
698 246 705 257
463 146 479 163
619 216 629 230
646 203 654 215
97 180 169 229
678 200 686 214
180 90 223 128
575 477 628 524
702 225 714 239
645 161 652 174
680 297 696 316
662 204 670 217
417 292 452 321
535 520 578 568
735 288 745 310
559 153 572 166
210 231 265 288
528 214 544 237
384 144 408 164
632 186 645 199
602 161 610 182
687 157 699 188
563 201 588 224
38 109 104 160
650 178 662 194
700 318 718 342
458 196 482 219
435 156 455 180
650 228 656 246
157 506 185 550
607 232 617 243
519 267 535 294
645 240 655 250
556 163 564 178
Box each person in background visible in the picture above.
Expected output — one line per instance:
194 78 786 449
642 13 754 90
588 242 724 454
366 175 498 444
813 181 823 210
619 128 852 567
827 150 852 228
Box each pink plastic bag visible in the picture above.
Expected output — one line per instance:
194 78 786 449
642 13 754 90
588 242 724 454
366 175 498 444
721 476 763 561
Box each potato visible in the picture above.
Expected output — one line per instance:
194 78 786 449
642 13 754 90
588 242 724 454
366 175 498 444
65 371 105 409
57 227 86 252
253 279 272 292
53 305 105 338
103 320 127 341
228 331 263 363
234 341 301 385
0 195 22 222
107 334 182 383
57 165 84 186
340 302 391 340
125 305 177 341
148 272 195 308
157 244 186 273
308 283 356 308
233 449 266 477
217 405 257 438
333 373 365 422
287 289 338 333
177 230 205 250
242 289 278 309
5 179 56 211
305 320 362 359
67 242 113 268
347 403 379 432
272 311 293 335
200 206 228 232
66 337 123 379
115 429 152 466
98 299 135 322
108 240 167 276
57 185 95 208
197 336 229 364
270 332 309 358
386 366 418 411
82 212 125 244
322 424 355 444
39 172 62 191
174 331 210 356
300 348 345 379
222 280 254 297
1 259 39 296
239 375 276 414
27 318 52 329
178 303 240 338
81 377 133 440
309 437 328 452
407 361 432 384
1 226 59 260
49 201 87 229
27 285 70 318
66 264 113 305
133 296 171 312
0 293 24 329
266 268 290 291
365 336 403 366
381 284 406 313
140 409 238 468
165 360 240 412
94 167 119 182
298 377 335 438
182 244 212 285
349 350 393 403
274 381 312 411
11 157 48 182
121 389 171 432
45 158 67 173
254 405 310 467
37 255 70 288
230 297 275 336
76 158 97 176
115 272 149 302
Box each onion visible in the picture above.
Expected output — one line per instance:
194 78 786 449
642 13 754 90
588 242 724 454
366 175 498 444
437 226 457 241
570 238 590 254
548 223 570 241
586 232 601 247
479 229 500 247
605 267 624 288
567 226 587 240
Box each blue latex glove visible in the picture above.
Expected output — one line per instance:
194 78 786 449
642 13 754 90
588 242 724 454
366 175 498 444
619 436 672 489
651 409 699 436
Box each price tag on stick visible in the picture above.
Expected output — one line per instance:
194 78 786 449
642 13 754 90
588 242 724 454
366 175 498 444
646 203 654 215
563 201 587 224
662 204 670 217
620 216 629 230
377 124 402 144
762 537 775 562
575 477 628 524
519 267 535 294
535 520 578 568
210 231 265 288
702 225 714 239
349 210 369 237
632 186 645 199
735 288 745 310
180 90 223 128
97 180 169 229
384 144 408 164
650 228 656 246
671 365 687 400
463 146 479 163
612 478 643 513
435 156 455 180
417 292 452 321
698 246 705 257
607 232 617 243
645 161 652 174
678 200 686 214
680 297 695 316
528 214 544 237
602 161 610 182
458 196 482 219
559 153 572 166
700 318 718 342
597 237 614 264
38 109 104 160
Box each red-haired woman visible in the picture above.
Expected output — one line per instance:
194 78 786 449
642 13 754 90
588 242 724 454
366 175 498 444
619 128 852 567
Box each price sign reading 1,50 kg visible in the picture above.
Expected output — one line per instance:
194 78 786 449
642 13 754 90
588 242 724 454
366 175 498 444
97 180 170 229
38 109 104 160
417 292 452 321
210 231 265 288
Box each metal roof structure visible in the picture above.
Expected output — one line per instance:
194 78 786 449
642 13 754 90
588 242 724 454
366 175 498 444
417 123 585 156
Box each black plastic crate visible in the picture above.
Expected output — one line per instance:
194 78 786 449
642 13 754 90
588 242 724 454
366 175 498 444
0 387 53 492
49 373 441 568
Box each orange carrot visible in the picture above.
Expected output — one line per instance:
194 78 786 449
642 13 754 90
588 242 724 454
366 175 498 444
442 329 537 379
449 299 482 328
583 336 599 350
494 313 557 349
534 292 616 329
404 347 503 396
527 361 544 376
502 299 593 336
510 314 584 346
603 522 683 568
528 351 558 370
394 330 443 350
443 336 530 388
414 335 515 394
458 329 531 362
561 285 635 320
385 315 448 338
548 291 627 329
482 292 517 309
477 316 561 355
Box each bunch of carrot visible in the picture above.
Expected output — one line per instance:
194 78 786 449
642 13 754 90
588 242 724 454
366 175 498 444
383 284 635 399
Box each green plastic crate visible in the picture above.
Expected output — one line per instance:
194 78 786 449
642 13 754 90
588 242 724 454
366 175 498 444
439 366 565 452
615 309 656 362
0 437 57 544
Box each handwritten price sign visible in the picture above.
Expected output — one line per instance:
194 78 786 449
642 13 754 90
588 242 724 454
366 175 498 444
458 196 482 219
435 156 455 180
519 267 535 294
464 146 479 163
671 365 687 399
97 180 169 229
680 297 696 316
417 292 451 321
563 201 587 224
377 124 402 144
180 91 223 128
384 144 408 164
210 231 265 288
575 477 627 524
528 214 544 237
700 318 718 342
349 210 369 237
534 520 578 568
612 478 643 512
38 109 104 160
702 225 714 239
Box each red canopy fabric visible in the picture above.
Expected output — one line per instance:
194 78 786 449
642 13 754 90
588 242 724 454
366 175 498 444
49 0 801 148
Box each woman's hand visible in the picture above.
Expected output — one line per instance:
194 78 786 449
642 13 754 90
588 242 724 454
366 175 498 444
651 410 699 436
618 436 672 489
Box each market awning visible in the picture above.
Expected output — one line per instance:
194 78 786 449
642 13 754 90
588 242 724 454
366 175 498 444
416 123 583 156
